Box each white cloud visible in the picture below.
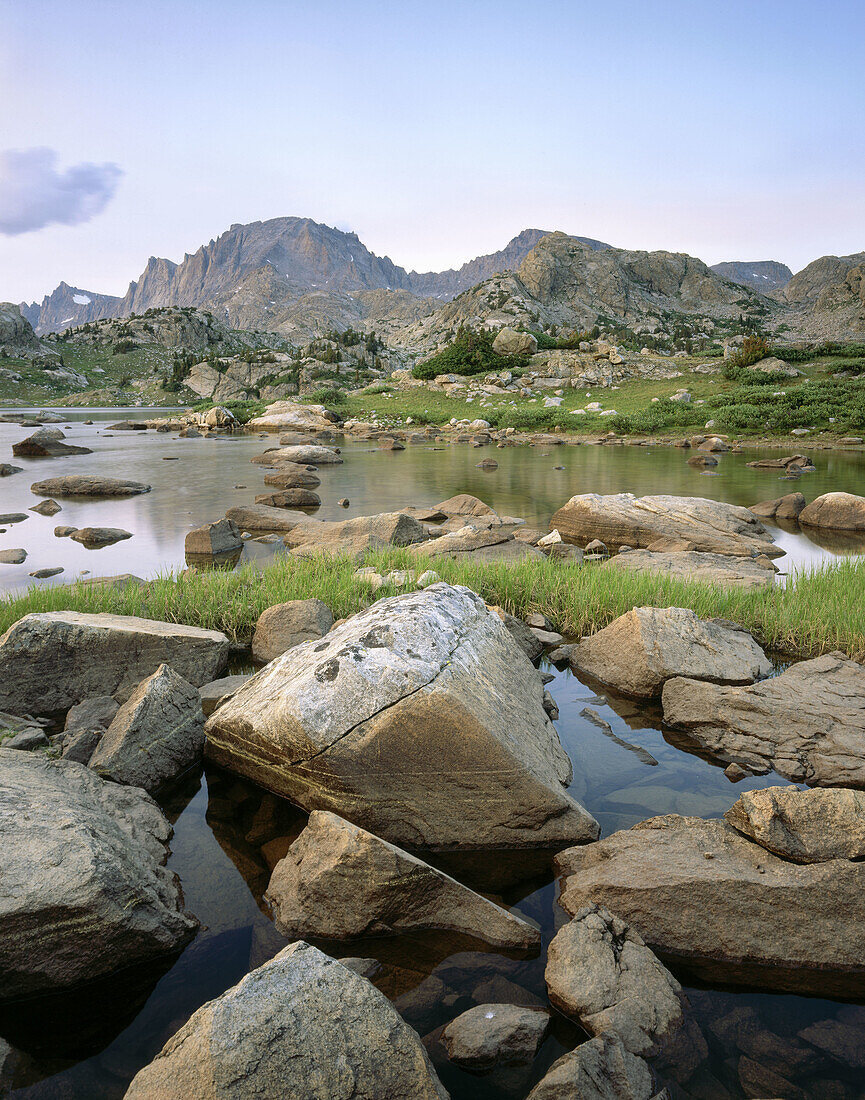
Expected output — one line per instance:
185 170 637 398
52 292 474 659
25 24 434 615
0 147 122 236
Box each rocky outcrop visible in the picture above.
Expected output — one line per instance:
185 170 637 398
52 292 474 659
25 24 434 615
545 905 706 1079
251 599 333 662
725 786 865 863
0 302 57 360
123 941 449 1100
89 664 206 791
0 750 197 1000
441 1003 550 1069
266 810 541 949
661 653 865 787
799 491 865 530
555 814 865 995
30 475 151 497
526 1034 669 1100
710 260 792 292
602 549 775 589
569 607 770 698
749 492 806 520
206 584 598 850
0 612 228 715
549 493 782 557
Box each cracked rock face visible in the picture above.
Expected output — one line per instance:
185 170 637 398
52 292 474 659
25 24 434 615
206 583 598 850
661 653 865 787
89 663 206 792
0 612 229 715
569 606 771 698
265 810 541 950
549 493 782 558
545 905 706 1081
555 815 865 996
0 750 197 1001
123 941 449 1100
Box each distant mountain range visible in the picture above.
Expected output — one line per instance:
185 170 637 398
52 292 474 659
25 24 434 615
17 217 865 346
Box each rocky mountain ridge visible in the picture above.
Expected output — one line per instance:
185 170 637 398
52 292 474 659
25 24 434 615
709 260 792 292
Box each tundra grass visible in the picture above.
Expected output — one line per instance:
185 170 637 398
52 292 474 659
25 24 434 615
2 552 863 660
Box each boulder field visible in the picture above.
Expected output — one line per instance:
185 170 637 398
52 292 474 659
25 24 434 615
205 584 599 850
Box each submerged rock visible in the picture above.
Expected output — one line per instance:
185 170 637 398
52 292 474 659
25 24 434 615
569 607 770 698
262 464 321 489
725 785 865 862
266 810 541 950
123 941 448 1100
89 664 206 792
30 475 151 497
251 599 333 662
555 814 865 995
206 584 598 850
0 611 229 715
0 750 197 1001
441 1003 551 1069
549 493 782 557
661 653 865 787
546 904 706 1079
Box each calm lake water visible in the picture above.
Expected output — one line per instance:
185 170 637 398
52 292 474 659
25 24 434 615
2 408 865 1098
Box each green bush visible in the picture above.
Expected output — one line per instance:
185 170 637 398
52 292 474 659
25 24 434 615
306 387 347 407
728 334 770 369
412 328 529 380
112 339 137 355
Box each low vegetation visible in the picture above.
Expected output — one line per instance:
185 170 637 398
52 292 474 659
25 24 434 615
412 327 530 380
2 554 862 660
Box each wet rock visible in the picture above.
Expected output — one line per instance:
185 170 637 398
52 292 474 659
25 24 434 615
206 584 598 850
379 437 405 451
799 1017 865 1070
266 810 541 949
549 493 782 557
54 524 77 537
199 674 252 717
737 1055 806 1100
569 607 770 699
546 904 706 1079
661 653 865 787
0 549 26 564
441 1003 551 1069
30 475 151 497
555 814 865 995
526 1034 670 1100
799 491 865 530
262 464 321 489
0 464 22 476
749 492 807 520
725 786 865 862
12 430 92 457
89 664 206 792
602 549 775 590
0 750 197 1000
224 503 306 533
0 611 228 715
687 454 718 468
29 498 61 516
254 488 321 509
251 598 333 662
69 527 133 548
184 517 243 557
123 941 448 1100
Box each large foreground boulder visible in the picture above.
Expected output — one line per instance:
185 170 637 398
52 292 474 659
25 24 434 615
89 664 206 791
555 814 865 995
602 550 775 589
549 493 782 557
725 785 865 862
206 584 598 850
546 905 706 1080
0 751 197 1000
799 491 865 530
266 810 541 950
30 475 151 497
0 612 229 715
569 607 770 698
251 599 333 662
123 941 448 1099
526 1034 669 1100
661 653 865 787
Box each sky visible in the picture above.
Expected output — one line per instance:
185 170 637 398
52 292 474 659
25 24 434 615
1 0 863 303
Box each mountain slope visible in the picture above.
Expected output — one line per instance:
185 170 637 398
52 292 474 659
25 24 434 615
21 282 124 335
710 260 792 292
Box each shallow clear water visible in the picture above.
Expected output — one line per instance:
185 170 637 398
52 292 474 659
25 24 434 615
2 409 865 1098
1 406 864 594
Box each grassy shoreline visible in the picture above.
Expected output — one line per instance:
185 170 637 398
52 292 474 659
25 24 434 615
2 553 862 661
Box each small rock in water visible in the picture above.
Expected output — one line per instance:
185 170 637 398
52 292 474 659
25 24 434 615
29 499 61 517
29 567 64 579
0 513 28 524
0 549 27 564
724 762 750 782
338 497 350 507
69 527 133 549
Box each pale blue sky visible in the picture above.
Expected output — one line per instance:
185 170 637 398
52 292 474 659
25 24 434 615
1 0 863 301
